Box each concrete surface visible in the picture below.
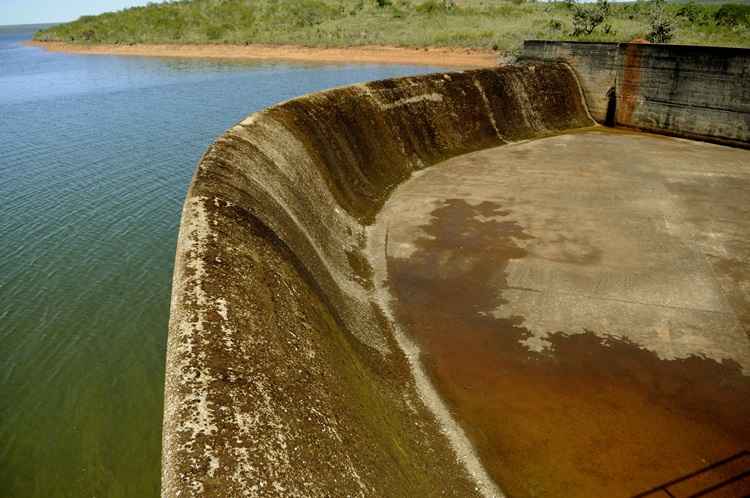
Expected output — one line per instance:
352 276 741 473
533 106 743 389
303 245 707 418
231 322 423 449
164 63 593 497
521 41 750 147
166 54 750 497
520 41 620 123
376 128 750 497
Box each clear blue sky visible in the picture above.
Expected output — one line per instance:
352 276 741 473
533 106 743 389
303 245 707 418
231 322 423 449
1 0 166 25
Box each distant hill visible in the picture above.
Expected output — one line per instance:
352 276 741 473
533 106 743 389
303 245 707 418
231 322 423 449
34 0 750 52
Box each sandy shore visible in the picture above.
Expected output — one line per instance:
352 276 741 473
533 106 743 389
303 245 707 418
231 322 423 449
27 40 499 68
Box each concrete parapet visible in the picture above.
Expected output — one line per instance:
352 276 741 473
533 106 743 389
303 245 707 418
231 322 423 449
520 40 750 147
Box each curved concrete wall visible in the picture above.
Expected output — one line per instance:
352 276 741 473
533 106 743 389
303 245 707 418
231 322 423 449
164 63 594 497
519 41 620 123
520 40 750 148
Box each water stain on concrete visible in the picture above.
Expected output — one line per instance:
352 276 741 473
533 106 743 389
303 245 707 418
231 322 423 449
388 198 750 498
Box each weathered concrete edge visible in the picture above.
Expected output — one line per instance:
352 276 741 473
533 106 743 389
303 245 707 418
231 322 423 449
163 63 595 497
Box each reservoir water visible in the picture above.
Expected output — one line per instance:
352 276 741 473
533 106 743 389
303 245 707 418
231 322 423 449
0 25 445 498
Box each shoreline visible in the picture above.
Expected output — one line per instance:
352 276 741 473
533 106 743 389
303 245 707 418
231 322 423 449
26 40 499 68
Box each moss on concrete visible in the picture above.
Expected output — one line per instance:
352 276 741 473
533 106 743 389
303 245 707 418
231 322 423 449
164 62 595 497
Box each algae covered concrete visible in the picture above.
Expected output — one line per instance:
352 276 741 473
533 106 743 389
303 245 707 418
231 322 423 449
377 128 750 497
164 63 594 497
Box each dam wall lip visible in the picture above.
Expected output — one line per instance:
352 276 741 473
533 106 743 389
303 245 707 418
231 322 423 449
525 39 750 54
520 40 750 148
163 62 596 496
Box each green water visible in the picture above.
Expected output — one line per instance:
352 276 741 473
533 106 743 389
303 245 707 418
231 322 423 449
0 25 446 497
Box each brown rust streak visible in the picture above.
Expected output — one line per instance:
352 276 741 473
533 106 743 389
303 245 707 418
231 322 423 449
618 44 642 125
387 198 750 498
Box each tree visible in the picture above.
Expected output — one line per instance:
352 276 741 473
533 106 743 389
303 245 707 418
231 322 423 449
571 0 610 36
646 0 674 43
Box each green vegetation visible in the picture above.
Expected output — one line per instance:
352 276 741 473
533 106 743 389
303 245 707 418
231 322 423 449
646 0 675 42
34 0 750 52
571 0 613 36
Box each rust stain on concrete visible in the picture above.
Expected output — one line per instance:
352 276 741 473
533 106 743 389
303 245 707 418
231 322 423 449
618 43 642 125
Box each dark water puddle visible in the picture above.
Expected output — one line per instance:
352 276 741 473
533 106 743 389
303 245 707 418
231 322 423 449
387 199 750 498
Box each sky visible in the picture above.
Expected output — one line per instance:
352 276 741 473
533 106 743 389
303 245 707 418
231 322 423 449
1 0 166 26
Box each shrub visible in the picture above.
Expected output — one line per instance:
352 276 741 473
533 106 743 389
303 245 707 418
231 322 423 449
571 0 610 36
675 2 703 23
415 0 455 14
647 1 675 43
714 4 750 27
204 25 225 41
622 0 652 21
548 18 563 31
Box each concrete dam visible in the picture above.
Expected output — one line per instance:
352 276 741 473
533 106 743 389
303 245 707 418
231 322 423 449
164 44 750 497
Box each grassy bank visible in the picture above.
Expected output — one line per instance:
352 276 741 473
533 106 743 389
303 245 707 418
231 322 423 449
34 0 750 53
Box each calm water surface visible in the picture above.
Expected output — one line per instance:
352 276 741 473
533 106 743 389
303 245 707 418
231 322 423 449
0 25 445 498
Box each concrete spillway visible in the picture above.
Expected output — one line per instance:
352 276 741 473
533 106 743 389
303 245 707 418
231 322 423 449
164 63 592 497
165 55 750 497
